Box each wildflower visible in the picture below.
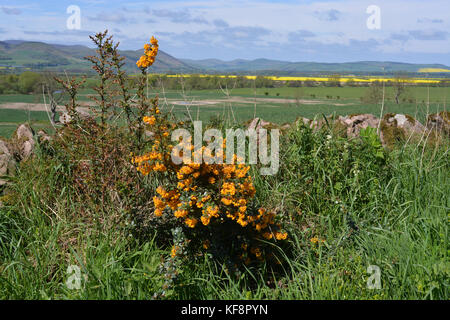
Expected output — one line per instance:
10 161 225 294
237 218 248 227
196 202 204 209
185 217 198 228
180 166 194 175
238 206 247 213
153 196 164 207
251 247 262 258
153 162 166 172
221 197 233 206
221 182 236 196
206 205 219 217
154 208 163 217
143 115 156 125
171 245 179 258
201 215 210 226
262 232 273 240
174 209 188 218
275 232 288 240
208 176 216 184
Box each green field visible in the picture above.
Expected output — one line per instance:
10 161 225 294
218 86 450 101
0 85 447 139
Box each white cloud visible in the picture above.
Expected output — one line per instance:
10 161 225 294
1 0 450 64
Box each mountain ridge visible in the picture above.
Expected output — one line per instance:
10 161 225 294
0 40 195 73
181 58 450 74
0 40 449 75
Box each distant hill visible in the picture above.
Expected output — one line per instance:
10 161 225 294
1 40 449 75
181 58 450 75
0 41 195 73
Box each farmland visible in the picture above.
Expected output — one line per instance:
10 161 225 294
0 84 449 139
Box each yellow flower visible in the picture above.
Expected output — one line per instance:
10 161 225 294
174 209 188 218
237 218 248 227
206 205 219 217
180 165 194 175
201 215 211 226
143 115 156 125
221 182 236 196
156 186 168 198
196 202 204 208
185 217 198 228
262 232 273 240
171 245 179 258
221 197 232 206
154 208 163 217
276 232 288 240
153 162 166 172
153 196 164 207
251 247 262 258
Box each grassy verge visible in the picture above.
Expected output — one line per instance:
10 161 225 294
0 122 447 299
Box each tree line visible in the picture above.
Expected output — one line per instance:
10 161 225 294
1 71 449 96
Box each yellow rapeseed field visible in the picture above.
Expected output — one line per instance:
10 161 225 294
160 74 446 84
418 68 450 73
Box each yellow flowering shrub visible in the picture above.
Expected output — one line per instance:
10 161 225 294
132 39 288 269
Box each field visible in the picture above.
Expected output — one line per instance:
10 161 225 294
0 85 448 139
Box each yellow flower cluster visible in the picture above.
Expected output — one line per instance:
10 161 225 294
134 129 287 238
131 101 174 176
136 36 159 69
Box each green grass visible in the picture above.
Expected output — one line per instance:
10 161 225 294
0 109 50 123
0 125 17 139
0 121 448 300
0 94 45 104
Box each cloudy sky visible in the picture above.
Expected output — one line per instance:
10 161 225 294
1 0 450 65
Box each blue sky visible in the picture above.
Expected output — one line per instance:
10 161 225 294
1 0 450 65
